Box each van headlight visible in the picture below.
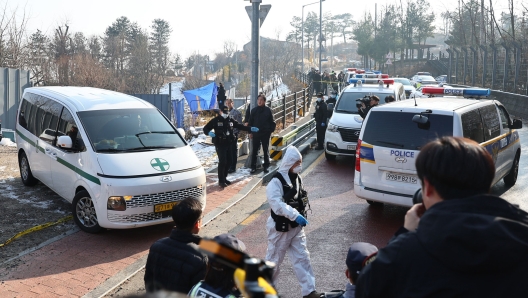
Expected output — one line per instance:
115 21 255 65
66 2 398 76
328 123 339 132
107 196 131 211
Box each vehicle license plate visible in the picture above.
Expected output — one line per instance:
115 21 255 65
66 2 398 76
154 201 180 213
386 172 417 184
347 145 357 150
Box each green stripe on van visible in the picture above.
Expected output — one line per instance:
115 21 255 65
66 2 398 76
56 158 101 185
16 129 101 185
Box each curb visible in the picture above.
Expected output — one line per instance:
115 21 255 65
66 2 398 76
83 134 318 298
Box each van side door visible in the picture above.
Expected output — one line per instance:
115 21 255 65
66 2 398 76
479 104 503 184
48 106 85 201
495 104 515 180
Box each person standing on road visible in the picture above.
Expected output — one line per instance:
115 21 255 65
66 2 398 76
144 198 207 294
188 234 246 298
248 94 275 174
217 83 227 110
314 92 327 150
226 99 243 173
356 137 528 298
204 106 258 187
313 70 322 95
265 146 320 298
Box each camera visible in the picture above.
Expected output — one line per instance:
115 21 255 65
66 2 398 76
412 188 423 205
356 95 372 109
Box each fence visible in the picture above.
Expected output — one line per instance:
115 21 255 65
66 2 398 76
0 68 32 130
423 44 528 95
131 94 172 119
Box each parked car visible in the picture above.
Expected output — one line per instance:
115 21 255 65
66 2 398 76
436 75 447 83
393 78 416 97
410 75 437 87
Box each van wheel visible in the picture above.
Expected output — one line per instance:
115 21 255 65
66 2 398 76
72 190 102 233
325 151 336 161
366 200 384 207
504 153 520 186
19 152 38 186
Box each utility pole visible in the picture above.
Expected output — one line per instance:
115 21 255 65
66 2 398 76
244 0 271 169
319 0 323 72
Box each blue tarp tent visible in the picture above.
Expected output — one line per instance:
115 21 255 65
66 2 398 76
183 82 218 112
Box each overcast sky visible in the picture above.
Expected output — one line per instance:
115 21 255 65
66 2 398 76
12 0 511 58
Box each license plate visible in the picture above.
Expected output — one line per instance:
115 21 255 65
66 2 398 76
386 172 417 184
348 145 357 150
154 201 180 213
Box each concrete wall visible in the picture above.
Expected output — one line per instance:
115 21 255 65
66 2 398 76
0 68 31 130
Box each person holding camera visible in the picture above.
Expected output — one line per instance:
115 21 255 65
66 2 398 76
356 137 528 298
265 146 320 298
357 95 379 119
314 92 328 150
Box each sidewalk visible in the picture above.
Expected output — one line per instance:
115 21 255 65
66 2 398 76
0 97 317 298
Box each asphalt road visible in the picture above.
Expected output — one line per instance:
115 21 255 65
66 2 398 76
102 125 528 297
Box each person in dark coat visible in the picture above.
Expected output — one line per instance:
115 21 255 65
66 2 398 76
226 99 243 173
313 93 327 150
204 106 258 187
356 136 528 298
217 83 227 110
144 198 207 294
248 94 275 174
312 70 321 95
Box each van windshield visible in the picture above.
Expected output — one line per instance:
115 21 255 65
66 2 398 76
335 92 392 114
362 111 453 150
78 109 185 153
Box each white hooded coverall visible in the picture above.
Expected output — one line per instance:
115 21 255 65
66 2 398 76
265 146 316 296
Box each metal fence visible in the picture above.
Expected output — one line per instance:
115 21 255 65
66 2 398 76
0 68 31 130
439 44 528 95
131 94 172 119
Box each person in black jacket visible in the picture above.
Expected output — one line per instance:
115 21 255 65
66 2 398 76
144 197 207 294
217 82 227 110
204 106 258 187
248 94 275 174
312 70 321 95
357 95 379 119
356 137 528 298
313 93 327 150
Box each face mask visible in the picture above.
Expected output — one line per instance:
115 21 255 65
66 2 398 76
222 114 228 119
317 98 322 102
291 165 302 173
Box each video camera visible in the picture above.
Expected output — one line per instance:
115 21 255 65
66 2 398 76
356 95 372 109
199 238 278 298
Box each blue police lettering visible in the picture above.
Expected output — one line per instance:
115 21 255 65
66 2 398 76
390 150 415 158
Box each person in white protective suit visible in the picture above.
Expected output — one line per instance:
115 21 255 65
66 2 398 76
265 146 320 298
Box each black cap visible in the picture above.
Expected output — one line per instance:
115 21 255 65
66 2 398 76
346 242 378 273
221 106 229 113
214 233 246 252
317 92 324 97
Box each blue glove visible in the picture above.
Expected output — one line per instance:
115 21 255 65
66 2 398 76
208 132 216 138
321 123 325 127
295 215 308 226
251 127 259 132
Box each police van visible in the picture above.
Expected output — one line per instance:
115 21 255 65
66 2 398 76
354 87 522 207
324 77 406 161
16 87 206 233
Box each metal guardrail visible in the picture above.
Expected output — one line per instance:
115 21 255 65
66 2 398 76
270 119 316 160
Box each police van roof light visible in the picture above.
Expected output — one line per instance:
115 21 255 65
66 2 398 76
463 88 491 97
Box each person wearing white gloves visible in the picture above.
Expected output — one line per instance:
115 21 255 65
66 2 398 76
265 146 320 298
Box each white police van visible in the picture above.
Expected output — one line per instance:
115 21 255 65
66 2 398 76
354 87 522 207
16 87 206 233
324 77 406 161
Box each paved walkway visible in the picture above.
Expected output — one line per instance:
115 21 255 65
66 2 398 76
0 173 251 298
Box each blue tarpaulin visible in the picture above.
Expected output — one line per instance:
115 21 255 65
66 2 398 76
183 82 218 112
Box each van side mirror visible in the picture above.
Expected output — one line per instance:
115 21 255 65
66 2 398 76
57 136 73 149
511 119 523 129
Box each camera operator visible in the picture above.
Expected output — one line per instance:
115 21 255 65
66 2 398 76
357 95 380 118
356 137 528 298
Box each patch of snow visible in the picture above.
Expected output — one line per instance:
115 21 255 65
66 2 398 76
0 183 57 209
0 138 17 147
0 166 6 172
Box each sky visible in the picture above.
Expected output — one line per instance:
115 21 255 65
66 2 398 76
10 0 511 59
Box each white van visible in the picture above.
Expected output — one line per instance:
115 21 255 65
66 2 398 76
16 87 206 233
354 87 522 207
324 79 406 161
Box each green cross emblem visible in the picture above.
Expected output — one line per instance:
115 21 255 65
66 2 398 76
151 158 170 172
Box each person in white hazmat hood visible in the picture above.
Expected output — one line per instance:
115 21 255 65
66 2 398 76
265 146 320 298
